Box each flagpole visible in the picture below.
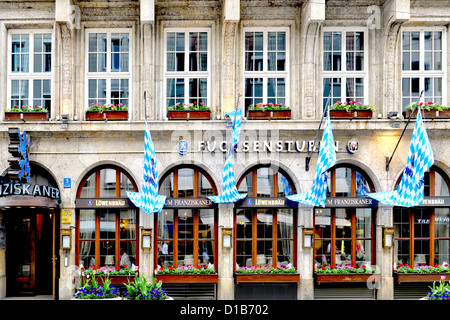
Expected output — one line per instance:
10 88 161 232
144 90 148 122
305 91 332 171
385 90 424 171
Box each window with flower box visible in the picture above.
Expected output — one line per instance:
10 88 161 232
322 28 368 107
314 166 376 268
8 30 53 116
164 29 210 112
76 166 138 270
156 166 217 270
86 30 131 110
243 28 289 114
394 166 450 267
401 28 446 110
235 166 297 269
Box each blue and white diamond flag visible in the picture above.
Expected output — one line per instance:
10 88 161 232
127 121 166 214
287 111 336 207
208 108 247 203
368 110 434 207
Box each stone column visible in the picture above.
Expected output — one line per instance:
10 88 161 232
376 204 394 300
0 213 5 299
297 203 314 300
217 203 234 300
140 0 155 120
221 0 240 115
300 0 325 120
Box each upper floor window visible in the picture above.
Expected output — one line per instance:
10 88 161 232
322 29 367 106
8 31 52 114
243 29 289 114
401 29 446 109
86 30 131 109
164 29 210 112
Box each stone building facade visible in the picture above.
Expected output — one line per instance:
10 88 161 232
0 0 449 300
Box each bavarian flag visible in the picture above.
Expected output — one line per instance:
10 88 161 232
368 110 434 207
287 110 336 207
127 121 166 214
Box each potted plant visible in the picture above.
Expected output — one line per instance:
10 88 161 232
314 264 380 284
234 265 299 283
394 263 450 283
167 102 211 120
424 276 450 300
85 102 128 121
80 265 138 286
155 264 218 283
73 270 121 300
4 105 49 121
247 103 291 120
329 101 375 119
124 273 170 300
403 102 450 119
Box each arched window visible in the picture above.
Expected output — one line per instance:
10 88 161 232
314 165 376 268
157 166 217 269
235 165 297 269
394 166 450 267
76 165 138 270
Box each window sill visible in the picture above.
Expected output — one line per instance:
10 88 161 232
235 273 300 283
314 273 380 284
394 272 450 284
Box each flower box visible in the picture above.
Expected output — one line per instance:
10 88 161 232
394 272 450 284
314 273 380 284
155 274 218 283
329 109 373 119
85 110 128 121
403 109 450 119
167 110 211 120
234 273 299 283
247 110 291 120
4 112 48 121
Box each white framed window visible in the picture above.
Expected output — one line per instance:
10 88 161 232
8 30 53 114
401 28 446 110
164 29 211 112
85 29 131 110
243 28 289 113
322 28 368 107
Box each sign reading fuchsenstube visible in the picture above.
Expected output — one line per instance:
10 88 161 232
0 182 60 200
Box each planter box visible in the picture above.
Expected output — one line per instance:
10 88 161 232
168 110 211 120
155 274 218 283
314 273 380 284
4 112 48 121
329 109 373 119
394 272 450 284
85 111 128 121
80 275 135 286
235 273 299 283
403 109 450 119
247 110 291 120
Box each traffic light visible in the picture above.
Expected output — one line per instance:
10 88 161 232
7 127 31 182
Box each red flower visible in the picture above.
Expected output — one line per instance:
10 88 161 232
80 267 84 271
434 264 438 268
116 267 120 271
331 265 335 269
321 266 325 270
169 266 173 270
445 264 449 267
204 265 208 269
362 265 366 269
398 264 403 267
159 267 164 271
93 267 97 271
124 264 128 268
352 264 356 269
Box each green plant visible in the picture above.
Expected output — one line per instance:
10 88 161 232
330 101 375 112
236 265 297 274
395 263 449 274
315 264 376 274
168 102 211 111
248 103 290 111
124 274 168 300
156 265 216 275
427 276 450 300
405 102 450 111
87 102 128 113
80 265 138 277
73 272 120 299
7 105 48 113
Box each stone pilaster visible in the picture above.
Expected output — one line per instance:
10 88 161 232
297 203 314 300
217 203 234 300
376 204 394 300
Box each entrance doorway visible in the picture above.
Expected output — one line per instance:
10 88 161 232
5 209 55 297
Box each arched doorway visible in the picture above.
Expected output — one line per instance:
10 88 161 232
2 164 59 297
